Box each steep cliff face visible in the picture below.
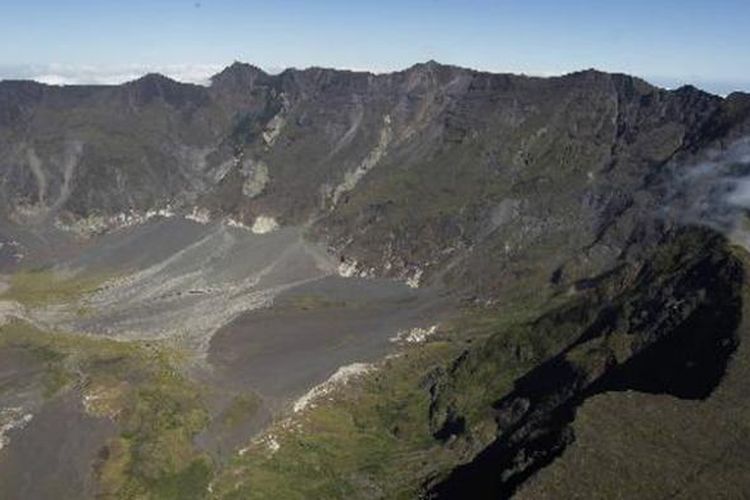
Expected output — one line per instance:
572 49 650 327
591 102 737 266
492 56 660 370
2 63 748 295
428 229 745 498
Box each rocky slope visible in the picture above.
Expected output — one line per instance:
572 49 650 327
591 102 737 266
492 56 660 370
3 63 748 289
1 62 750 498
429 228 744 497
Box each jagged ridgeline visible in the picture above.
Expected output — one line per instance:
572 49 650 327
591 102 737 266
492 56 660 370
1 62 750 498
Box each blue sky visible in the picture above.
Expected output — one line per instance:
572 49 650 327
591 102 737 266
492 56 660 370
1 0 749 94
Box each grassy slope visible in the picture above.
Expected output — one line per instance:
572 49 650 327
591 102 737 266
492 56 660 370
1 230 742 499
0 269 111 307
213 342 457 499
209 287 572 499
211 230 745 499
0 256 608 498
0 320 213 499
516 245 750 499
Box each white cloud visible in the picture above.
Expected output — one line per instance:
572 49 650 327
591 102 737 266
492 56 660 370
664 137 750 242
0 63 227 86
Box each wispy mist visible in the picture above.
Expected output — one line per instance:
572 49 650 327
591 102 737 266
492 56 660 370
0 63 227 86
664 137 750 246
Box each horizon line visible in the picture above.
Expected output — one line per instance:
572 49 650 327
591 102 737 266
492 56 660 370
1 60 748 97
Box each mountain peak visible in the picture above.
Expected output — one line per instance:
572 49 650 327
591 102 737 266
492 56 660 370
407 59 448 73
210 61 268 89
127 72 179 86
420 59 442 68
121 71 207 107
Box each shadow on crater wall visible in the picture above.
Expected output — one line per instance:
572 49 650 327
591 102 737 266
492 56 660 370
430 236 744 499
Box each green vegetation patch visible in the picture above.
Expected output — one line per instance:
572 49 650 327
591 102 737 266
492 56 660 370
213 342 460 499
211 290 568 499
0 268 111 307
217 393 262 431
0 321 213 499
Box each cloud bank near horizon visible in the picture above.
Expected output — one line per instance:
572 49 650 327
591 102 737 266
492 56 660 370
0 63 230 86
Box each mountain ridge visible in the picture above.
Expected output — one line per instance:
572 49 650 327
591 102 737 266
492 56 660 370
1 60 747 298
1 60 733 98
